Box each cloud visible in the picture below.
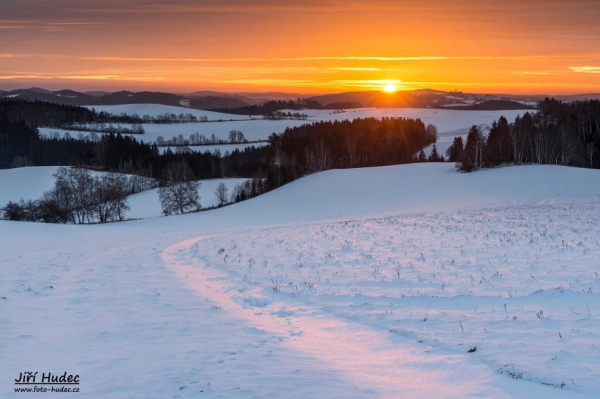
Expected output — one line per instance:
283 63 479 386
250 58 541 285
519 71 552 75
329 67 380 71
570 66 600 74
79 55 535 63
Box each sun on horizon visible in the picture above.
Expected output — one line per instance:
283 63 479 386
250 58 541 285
383 82 398 93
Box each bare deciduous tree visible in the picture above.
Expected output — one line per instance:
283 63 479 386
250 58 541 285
214 182 228 207
158 159 201 215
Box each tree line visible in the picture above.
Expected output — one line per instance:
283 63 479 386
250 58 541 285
450 98 600 172
61 122 145 135
156 130 250 147
264 117 437 188
211 99 363 117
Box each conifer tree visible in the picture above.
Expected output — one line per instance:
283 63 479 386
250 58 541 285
428 143 443 162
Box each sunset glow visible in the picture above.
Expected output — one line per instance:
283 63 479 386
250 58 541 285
1 1 600 94
383 83 398 93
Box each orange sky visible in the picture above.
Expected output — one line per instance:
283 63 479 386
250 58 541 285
1 0 600 94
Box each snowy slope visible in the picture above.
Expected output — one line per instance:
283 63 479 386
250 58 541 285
85 103 251 121
1 164 599 398
176 163 600 227
0 166 61 206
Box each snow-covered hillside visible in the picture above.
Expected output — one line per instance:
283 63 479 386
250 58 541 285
0 166 60 206
2 164 599 398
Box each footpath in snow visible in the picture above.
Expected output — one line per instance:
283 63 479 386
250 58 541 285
1 163 600 398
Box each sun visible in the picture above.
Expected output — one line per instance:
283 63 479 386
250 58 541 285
383 82 398 93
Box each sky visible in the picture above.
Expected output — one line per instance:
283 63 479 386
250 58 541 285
1 0 600 94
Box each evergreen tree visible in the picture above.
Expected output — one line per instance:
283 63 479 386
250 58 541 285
428 143 443 162
446 136 464 162
459 125 485 172
484 116 510 167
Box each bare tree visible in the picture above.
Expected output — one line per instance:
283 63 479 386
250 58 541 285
312 140 330 172
158 159 201 215
426 124 439 141
93 173 130 222
214 182 228 207
227 130 246 143
53 167 95 223
586 142 597 168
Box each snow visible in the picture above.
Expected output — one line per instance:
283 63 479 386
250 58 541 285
85 103 251 121
0 166 61 206
2 163 600 398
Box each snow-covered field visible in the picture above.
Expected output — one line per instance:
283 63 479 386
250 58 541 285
39 105 529 152
2 163 599 398
85 103 251 121
0 166 61 206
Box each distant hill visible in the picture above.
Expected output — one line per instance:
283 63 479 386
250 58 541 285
5 88 96 105
94 91 183 106
0 88 253 110
307 89 531 110
443 100 535 111
190 96 249 109
555 93 600 101
3 87 597 111
83 91 112 97
190 91 304 104
494 93 600 103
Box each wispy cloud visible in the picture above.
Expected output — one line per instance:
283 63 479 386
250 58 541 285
0 74 45 80
328 67 380 71
519 71 552 75
64 1 600 15
209 78 314 85
570 66 600 74
0 19 104 32
0 72 166 82
79 55 561 63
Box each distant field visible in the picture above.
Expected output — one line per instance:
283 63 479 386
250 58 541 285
39 105 530 152
84 103 252 121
